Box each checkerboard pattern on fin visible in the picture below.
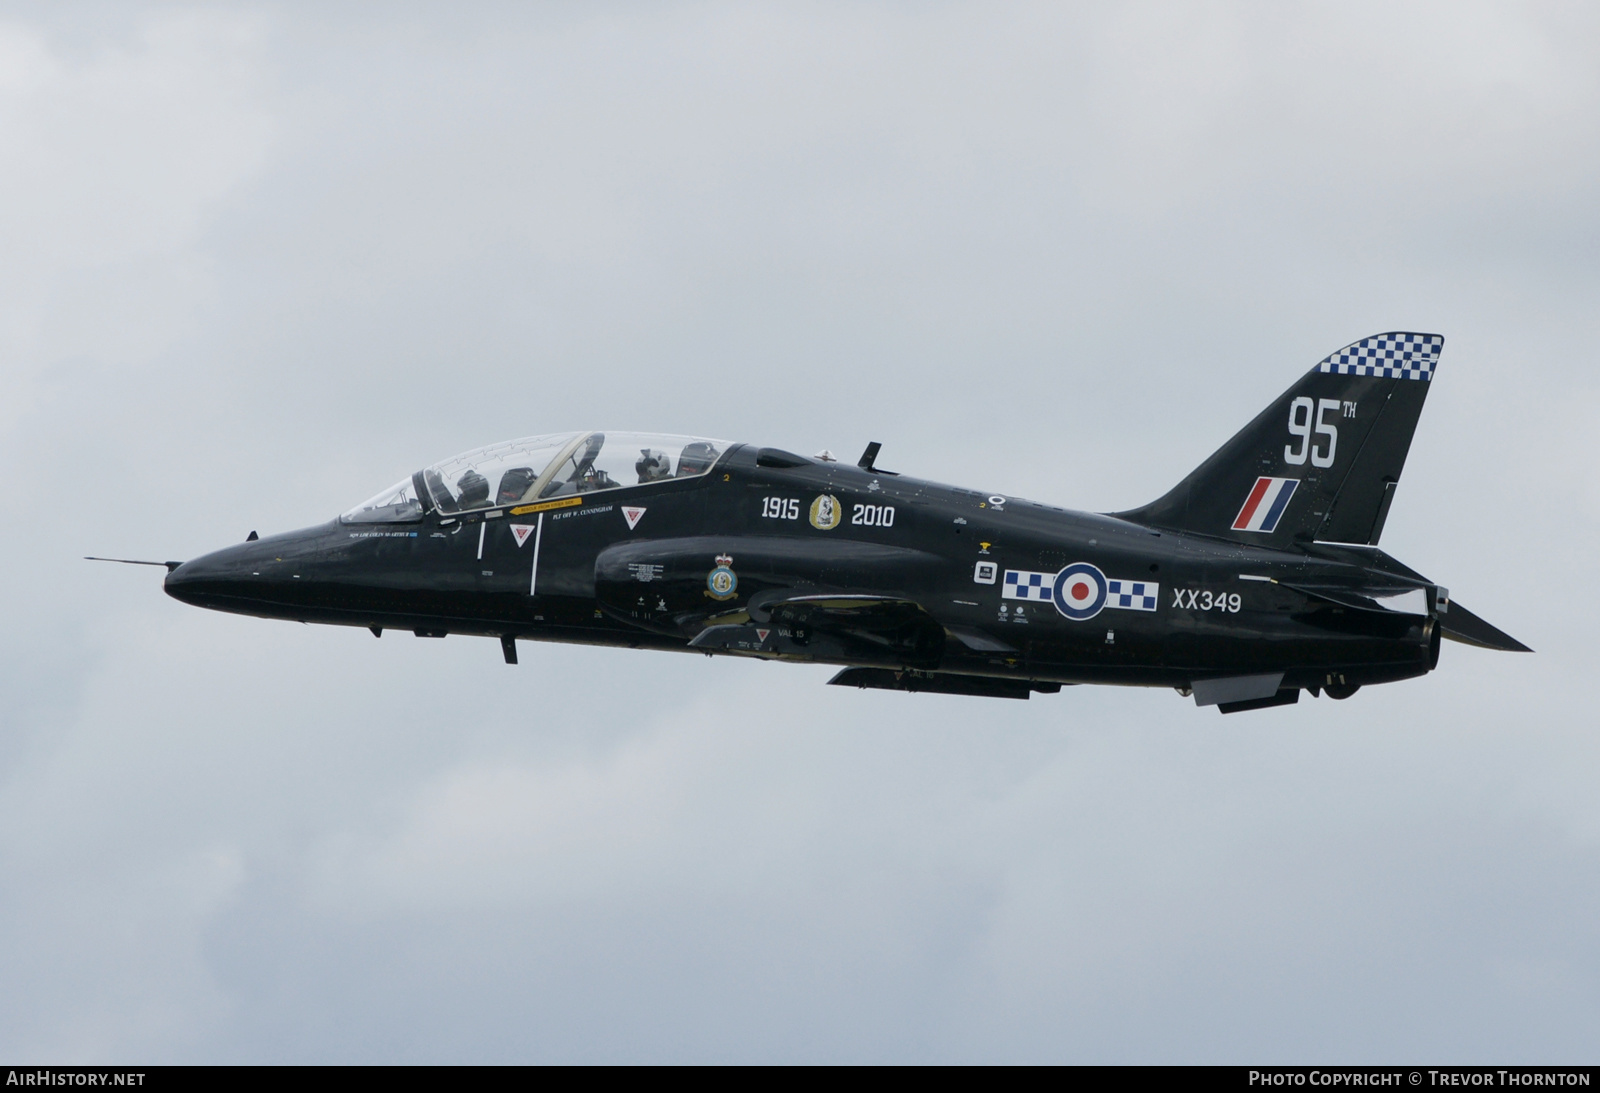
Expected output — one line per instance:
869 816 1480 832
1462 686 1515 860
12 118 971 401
1316 333 1442 381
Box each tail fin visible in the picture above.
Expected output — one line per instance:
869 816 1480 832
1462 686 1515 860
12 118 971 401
1114 332 1442 546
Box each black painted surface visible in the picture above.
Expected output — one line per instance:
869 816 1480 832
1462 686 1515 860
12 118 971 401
163 334 1529 707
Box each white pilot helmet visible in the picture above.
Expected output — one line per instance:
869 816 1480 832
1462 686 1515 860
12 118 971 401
636 448 671 481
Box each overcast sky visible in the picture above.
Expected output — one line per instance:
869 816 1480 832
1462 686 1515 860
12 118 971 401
1 1 1596 1063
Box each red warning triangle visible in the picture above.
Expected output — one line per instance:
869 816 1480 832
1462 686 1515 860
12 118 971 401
756 629 770 642
510 524 535 547
622 506 646 530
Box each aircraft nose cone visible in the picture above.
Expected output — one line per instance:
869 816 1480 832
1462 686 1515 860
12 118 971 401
163 547 247 607
162 522 339 615
162 561 193 602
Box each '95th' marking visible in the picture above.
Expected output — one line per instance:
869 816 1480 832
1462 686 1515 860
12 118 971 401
1174 589 1241 613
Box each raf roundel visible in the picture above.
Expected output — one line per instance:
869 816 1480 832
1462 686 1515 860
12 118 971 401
1052 562 1108 621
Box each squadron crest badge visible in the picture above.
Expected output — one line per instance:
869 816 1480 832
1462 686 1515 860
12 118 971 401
809 494 842 531
706 554 738 600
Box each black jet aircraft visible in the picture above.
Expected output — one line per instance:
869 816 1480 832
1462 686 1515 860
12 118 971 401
131 332 1527 713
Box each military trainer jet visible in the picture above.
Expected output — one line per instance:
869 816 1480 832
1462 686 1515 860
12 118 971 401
136 332 1528 713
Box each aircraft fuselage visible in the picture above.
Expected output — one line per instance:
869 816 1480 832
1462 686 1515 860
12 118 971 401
156 333 1528 710
163 443 1439 702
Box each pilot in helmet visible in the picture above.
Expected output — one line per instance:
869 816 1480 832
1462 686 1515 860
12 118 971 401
676 442 719 477
636 449 672 483
455 468 490 509
496 466 536 506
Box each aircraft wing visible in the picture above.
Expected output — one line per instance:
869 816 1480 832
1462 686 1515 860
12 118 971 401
690 593 968 666
755 593 931 631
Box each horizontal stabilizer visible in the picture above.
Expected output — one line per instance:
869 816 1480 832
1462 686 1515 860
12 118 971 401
1440 601 1531 652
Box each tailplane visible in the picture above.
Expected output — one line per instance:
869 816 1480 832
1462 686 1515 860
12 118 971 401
1439 600 1531 652
1115 332 1442 546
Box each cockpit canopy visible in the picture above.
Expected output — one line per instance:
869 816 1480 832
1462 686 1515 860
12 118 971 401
341 431 731 524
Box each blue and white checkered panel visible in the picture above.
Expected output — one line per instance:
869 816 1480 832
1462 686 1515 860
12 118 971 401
1002 570 1054 601
1315 333 1442 381
1106 579 1159 611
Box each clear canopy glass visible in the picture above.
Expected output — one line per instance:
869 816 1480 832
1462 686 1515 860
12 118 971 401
342 477 424 524
342 431 731 523
531 432 727 502
421 432 583 515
